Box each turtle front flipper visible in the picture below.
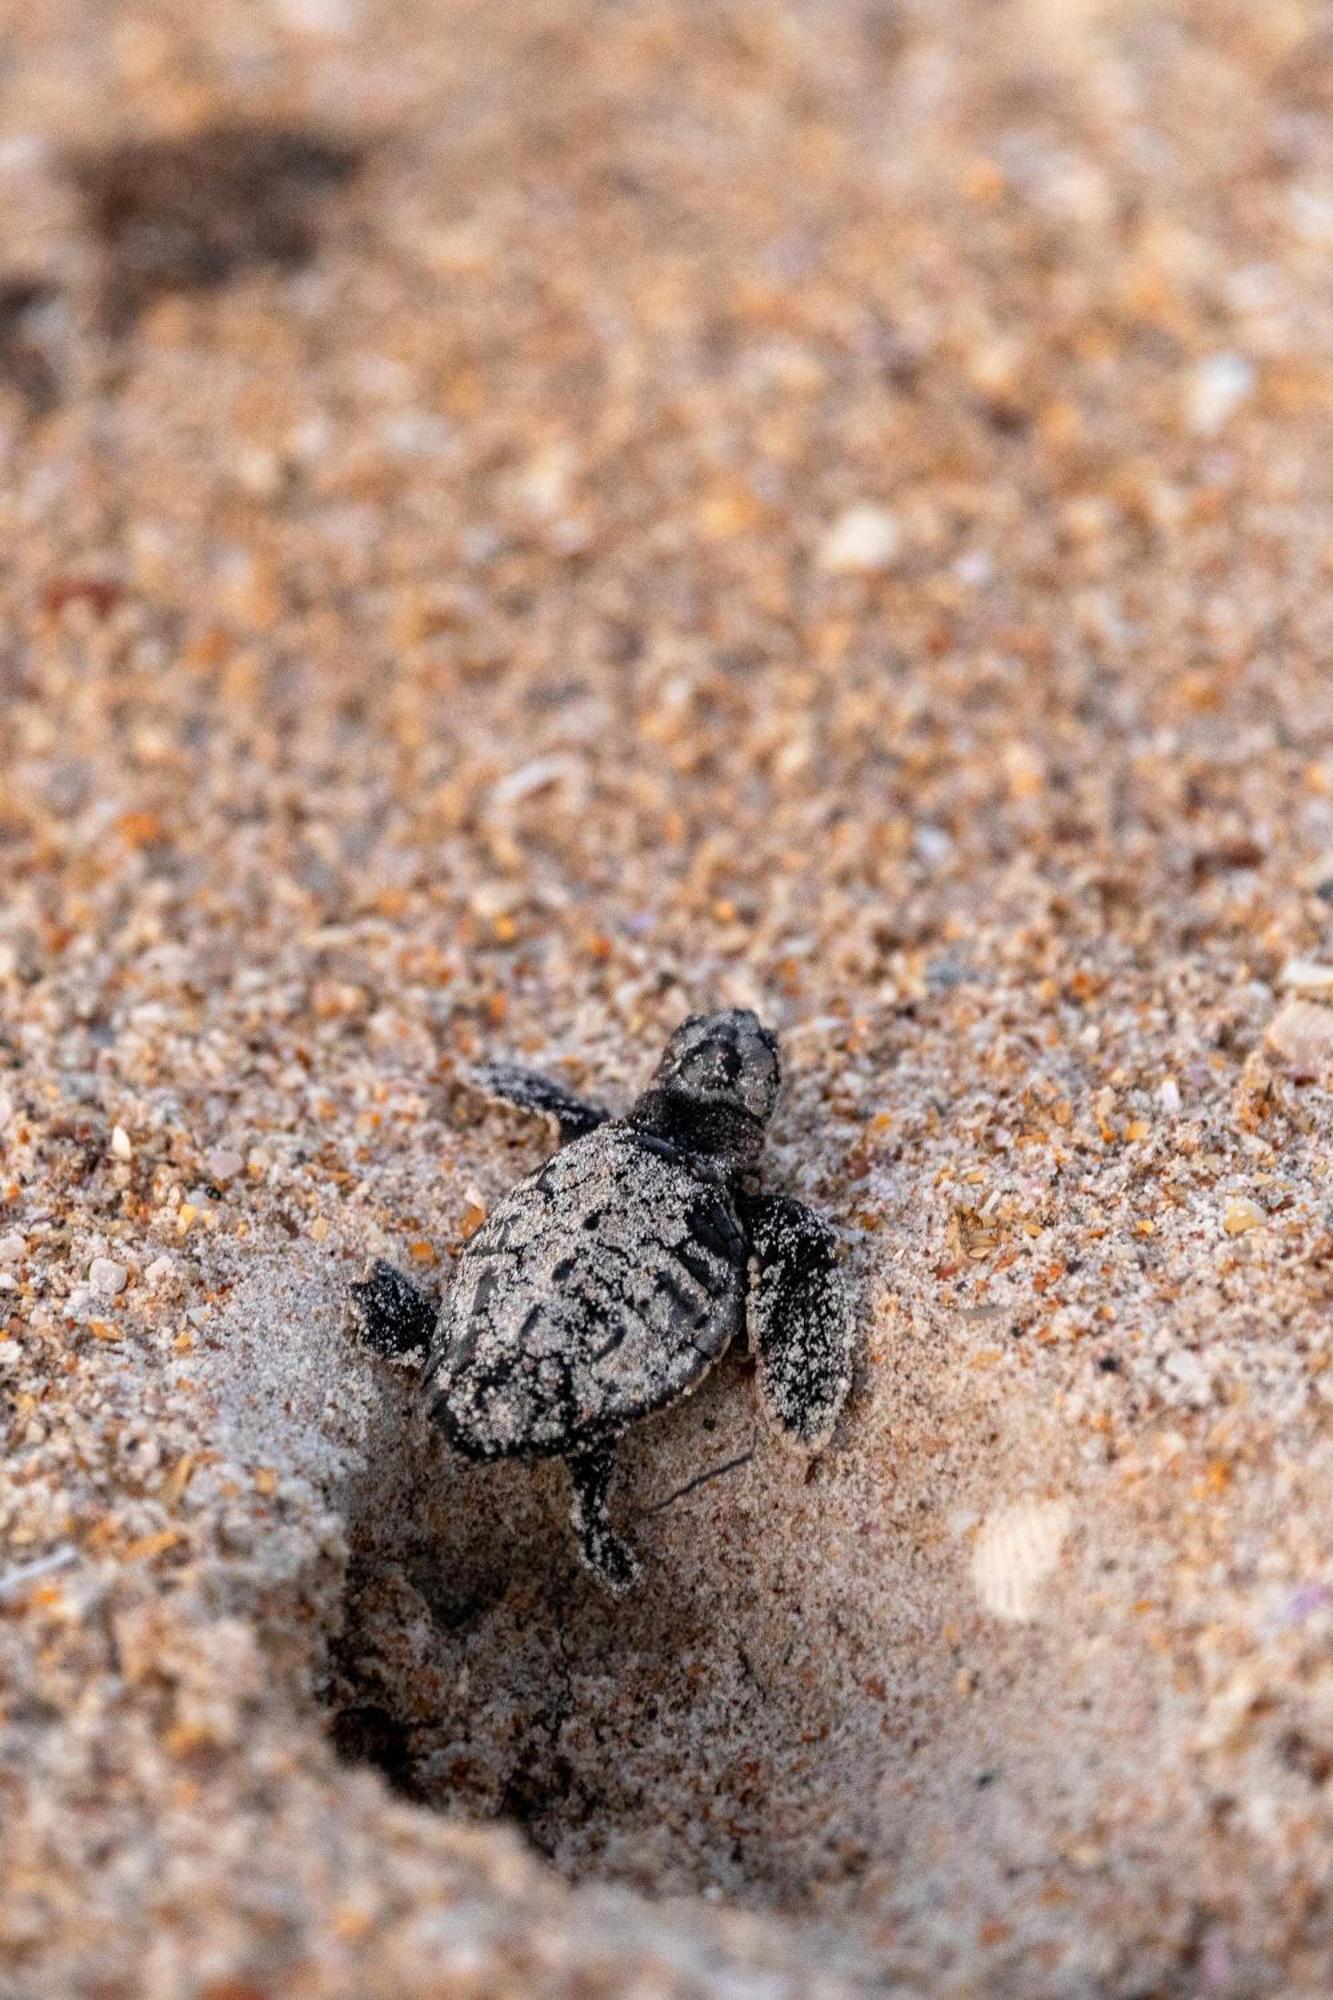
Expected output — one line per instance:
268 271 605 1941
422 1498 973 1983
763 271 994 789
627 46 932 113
566 1443 640 1594
470 1062 610 1143
741 1193 853 1450
349 1258 438 1361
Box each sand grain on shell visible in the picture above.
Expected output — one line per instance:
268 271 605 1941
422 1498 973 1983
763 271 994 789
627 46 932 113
5 1 1333 1996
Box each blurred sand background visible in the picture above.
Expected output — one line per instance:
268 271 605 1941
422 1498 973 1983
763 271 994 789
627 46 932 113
5 1 1333 1995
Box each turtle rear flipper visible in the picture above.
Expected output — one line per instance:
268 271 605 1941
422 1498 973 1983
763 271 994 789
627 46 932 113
567 1443 640 1594
350 1259 438 1361
742 1193 853 1450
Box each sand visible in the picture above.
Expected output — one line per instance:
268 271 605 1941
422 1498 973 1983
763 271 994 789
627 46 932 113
5 1 1333 1994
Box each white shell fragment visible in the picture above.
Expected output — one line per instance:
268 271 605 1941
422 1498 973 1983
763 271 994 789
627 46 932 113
970 1500 1071 1623
817 503 904 576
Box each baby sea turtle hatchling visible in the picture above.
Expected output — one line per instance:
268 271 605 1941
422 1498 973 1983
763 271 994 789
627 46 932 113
349 1010 854 1593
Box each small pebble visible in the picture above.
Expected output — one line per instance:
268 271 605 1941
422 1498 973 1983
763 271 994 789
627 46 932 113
275 0 361 31
89 1257 128 1299
1223 1198 1264 1236
205 1148 244 1184
1158 1077 1182 1114
817 503 903 575
1184 353 1254 437
0 1232 26 1264
914 824 953 865
111 1125 133 1160
1267 998 1333 1072
954 548 994 587
1277 959 1333 996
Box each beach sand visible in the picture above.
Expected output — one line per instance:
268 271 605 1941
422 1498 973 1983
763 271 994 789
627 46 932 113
5 3 1333 1994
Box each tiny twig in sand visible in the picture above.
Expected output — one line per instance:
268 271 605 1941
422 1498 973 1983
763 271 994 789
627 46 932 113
644 1446 756 1515
0 1547 77 1601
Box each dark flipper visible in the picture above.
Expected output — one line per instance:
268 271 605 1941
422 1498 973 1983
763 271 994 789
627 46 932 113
349 1259 438 1360
566 1444 640 1594
471 1062 610 1143
741 1193 853 1450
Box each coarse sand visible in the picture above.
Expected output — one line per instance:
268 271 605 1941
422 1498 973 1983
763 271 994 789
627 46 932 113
5 2 1333 1995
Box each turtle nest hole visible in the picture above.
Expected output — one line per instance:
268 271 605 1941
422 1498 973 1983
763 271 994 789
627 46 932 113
319 1348 886 1910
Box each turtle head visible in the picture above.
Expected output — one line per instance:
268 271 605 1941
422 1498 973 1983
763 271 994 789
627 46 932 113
631 1009 780 1166
653 1010 781 1121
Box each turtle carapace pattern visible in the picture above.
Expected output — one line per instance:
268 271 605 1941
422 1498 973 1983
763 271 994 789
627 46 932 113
349 1009 854 1593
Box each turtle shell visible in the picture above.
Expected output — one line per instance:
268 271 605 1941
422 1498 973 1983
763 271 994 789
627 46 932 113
426 1123 748 1460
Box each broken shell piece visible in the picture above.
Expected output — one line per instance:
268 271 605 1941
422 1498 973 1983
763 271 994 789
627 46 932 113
970 1499 1071 1622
